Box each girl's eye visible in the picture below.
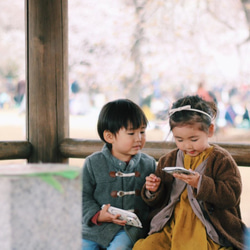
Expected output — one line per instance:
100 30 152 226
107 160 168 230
140 130 145 134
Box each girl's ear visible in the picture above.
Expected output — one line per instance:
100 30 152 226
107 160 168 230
103 130 114 144
208 123 215 137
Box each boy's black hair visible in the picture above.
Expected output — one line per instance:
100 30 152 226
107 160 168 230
97 99 148 143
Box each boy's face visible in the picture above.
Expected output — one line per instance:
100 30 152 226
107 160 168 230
110 124 146 162
172 123 214 157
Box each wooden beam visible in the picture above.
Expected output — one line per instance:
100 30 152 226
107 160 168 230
59 139 104 158
0 141 32 160
0 139 249 167
26 0 68 163
59 139 250 167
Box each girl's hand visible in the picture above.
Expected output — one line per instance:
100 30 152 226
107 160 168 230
173 171 200 188
97 204 127 226
145 174 161 192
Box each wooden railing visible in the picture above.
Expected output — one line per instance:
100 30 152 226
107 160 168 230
0 139 250 167
59 139 250 166
0 138 250 166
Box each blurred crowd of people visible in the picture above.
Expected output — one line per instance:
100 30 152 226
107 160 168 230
140 81 250 130
1 78 250 130
197 82 250 129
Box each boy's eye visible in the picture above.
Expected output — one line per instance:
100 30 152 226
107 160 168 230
127 130 134 135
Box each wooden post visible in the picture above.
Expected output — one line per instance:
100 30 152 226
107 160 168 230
26 0 69 163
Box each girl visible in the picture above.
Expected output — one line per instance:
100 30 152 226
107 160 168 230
133 95 247 250
82 99 156 250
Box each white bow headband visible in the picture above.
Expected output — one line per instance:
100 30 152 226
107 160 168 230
169 105 212 120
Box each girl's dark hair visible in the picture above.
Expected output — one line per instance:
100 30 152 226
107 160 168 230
169 95 217 132
97 99 148 143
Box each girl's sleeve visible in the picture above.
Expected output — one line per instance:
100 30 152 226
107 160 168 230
195 152 242 209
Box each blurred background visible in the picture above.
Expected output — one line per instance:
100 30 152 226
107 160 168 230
0 0 249 143
0 0 250 224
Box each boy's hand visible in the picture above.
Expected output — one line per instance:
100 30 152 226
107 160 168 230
173 171 200 188
98 204 126 226
145 174 161 192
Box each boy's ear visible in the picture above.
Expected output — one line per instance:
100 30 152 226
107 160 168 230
208 123 215 137
103 130 114 143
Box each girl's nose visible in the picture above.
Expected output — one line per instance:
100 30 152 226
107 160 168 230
184 141 192 149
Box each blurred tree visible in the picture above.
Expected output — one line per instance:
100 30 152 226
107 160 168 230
241 0 250 43
122 0 146 103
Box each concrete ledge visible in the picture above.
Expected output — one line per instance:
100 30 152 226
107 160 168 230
0 164 82 250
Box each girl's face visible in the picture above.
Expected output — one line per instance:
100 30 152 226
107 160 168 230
106 124 146 162
172 123 214 157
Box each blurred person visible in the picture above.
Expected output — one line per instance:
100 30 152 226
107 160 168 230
225 102 237 127
14 80 25 106
243 105 249 121
0 92 11 108
71 80 80 94
197 82 216 103
241 104 250 128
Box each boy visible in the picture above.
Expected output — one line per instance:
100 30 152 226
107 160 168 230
82 99 156 249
